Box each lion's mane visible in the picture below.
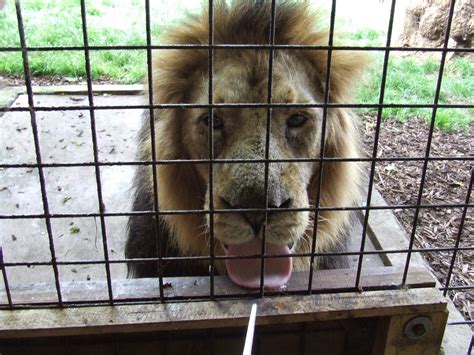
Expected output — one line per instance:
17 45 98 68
125 0 366 278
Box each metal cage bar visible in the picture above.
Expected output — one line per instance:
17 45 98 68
1 202 472 220
355 0 398 289
3 102 474 112
259 0 277 297
0 247 12 307
208 0 216 299
1 44 474 53
144 0 165 302
443 169 473 296
0 244 473 268
307 0 337 294
79 0 114 303
402 0 458 284
13 0 63 306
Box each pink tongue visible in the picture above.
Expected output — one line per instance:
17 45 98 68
225 238 292 289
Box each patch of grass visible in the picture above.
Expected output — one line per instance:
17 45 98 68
434 108 472 132
356 50 473 131
0 0 200 83
343 28 385 47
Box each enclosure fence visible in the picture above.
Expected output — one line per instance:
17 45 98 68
0 0 472 340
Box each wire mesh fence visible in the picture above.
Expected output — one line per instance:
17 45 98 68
0 0 472 337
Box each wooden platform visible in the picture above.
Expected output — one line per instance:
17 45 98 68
0 287 448 354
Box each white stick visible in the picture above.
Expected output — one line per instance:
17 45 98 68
242 303 257 355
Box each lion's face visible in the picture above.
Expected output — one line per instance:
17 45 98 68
128 1 365 287
183 52 326 287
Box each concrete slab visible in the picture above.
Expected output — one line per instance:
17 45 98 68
1 93 145 286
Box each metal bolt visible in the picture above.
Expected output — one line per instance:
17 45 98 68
404 316 433 340
412 323 426 337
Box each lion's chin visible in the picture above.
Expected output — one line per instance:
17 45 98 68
224 238 292 289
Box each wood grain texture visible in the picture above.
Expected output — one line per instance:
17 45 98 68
0 287 446 339
0 266 435 306
372 311 448 355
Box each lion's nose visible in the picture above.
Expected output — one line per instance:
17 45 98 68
220 196 292 235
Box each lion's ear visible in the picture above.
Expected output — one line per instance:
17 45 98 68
328 51 368 103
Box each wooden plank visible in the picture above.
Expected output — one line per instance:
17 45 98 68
0 288 446 339
0 266 435 306
0 320 373 355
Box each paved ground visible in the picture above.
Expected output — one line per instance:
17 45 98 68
1 94 145 286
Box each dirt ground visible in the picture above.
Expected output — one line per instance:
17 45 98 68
361 114 473 322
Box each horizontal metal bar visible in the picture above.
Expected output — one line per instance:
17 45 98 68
438 285 474 291
0 44 473 52
2 103 473 112
447 320 473 326
1 155 472 170
3 245 473 268
0 202 472 220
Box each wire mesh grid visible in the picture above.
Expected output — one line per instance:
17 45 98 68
0 0 472 332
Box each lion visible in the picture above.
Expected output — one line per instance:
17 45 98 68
125 0 366 289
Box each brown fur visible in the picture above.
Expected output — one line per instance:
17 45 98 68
126 0 366 278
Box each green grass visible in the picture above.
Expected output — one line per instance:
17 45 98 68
345 28 473 131
355 45 473 130
1 1 472 130
0 0 200 83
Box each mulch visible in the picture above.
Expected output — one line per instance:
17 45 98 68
361 114 473 322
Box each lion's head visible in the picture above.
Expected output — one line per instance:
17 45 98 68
139 1 366 288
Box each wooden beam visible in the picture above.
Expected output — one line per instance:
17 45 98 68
0 288 446 339
372 311 448 355
0 266 435 305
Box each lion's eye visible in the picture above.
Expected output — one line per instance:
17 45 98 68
286 114 308 128
201 114 224 129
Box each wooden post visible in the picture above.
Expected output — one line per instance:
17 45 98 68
372 311 448 354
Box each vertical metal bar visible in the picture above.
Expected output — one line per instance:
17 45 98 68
402 0 457 284
144 0 164 301
307 0 337 294
259 0 277 296
355 0 397 288
0 247 13 307
14 0 63 305
79 0 113 303
208 0 216 300
443 170 473 296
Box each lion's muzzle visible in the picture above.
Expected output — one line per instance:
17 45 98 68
219 186 292 235
212 138 300 289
